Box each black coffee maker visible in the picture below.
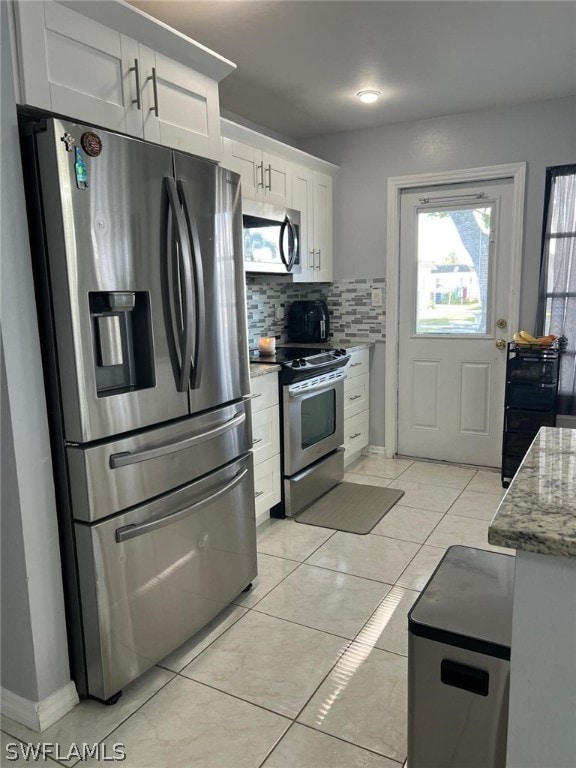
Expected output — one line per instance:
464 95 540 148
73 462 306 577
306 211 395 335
286 300 330 343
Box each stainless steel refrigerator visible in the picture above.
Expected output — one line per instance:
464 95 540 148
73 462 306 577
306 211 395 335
21 116 256 703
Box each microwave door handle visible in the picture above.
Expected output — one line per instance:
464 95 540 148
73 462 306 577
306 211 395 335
178 181 205 390
278 216 290 271
166 177 193 392
115 467 248 542
285 215 298 271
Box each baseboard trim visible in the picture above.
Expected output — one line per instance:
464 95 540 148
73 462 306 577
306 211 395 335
365 445 389 457
1 681 78 732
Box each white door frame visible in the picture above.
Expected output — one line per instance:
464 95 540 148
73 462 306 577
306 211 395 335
385 162 526 459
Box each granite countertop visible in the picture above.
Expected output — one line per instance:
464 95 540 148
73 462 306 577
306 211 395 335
488 427 576 559
250 363 281 378
249 340 373 378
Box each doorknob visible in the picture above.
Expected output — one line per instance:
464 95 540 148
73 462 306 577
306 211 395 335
496 319 507 329
496 338 507 349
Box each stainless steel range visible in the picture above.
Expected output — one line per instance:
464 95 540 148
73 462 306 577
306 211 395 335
250 347 350 516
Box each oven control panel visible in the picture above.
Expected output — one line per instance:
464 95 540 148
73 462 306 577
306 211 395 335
287 368 347 395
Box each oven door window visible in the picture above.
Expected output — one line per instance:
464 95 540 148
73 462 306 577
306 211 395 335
301 389 336 448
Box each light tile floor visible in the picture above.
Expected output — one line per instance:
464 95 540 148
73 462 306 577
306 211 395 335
1 456 513 768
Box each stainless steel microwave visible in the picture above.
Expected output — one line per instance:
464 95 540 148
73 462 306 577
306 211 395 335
243 200 301 275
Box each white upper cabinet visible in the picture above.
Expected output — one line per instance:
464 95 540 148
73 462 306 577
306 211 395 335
292 166 333 283
13 1 140 135
220 119 337 282
12 0 234 161
138 46 221 160
222 138 291 207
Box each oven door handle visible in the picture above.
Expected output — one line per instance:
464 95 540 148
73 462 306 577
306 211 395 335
288 374 346 398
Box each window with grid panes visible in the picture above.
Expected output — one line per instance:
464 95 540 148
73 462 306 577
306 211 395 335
537 165 576 414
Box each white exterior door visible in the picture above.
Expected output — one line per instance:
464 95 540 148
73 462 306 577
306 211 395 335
397 179 516 467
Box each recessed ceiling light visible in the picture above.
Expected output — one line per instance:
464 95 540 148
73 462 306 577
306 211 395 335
357 90 381 104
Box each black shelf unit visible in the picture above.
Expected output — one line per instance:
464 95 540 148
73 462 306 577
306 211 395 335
501 342 560 487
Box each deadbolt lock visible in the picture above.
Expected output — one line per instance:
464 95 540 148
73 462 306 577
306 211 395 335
496 338 507 350
496 319 507 329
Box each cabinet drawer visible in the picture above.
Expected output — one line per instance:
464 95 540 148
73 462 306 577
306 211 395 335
506 384 557 411
250 373 279 413
251 406 280 466
503 431 537 458
502 453 523 481
344 410 369 456
344 374 369 419
253 454 281 518
346 348 369 380
505 409 556 432
507 356 558 385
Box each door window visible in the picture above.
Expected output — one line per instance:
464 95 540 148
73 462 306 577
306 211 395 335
301 390 335 448
415 203 494 335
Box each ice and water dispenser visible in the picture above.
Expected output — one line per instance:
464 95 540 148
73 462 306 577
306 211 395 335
89 291 154 396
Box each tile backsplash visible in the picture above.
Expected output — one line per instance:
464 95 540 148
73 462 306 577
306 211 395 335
245 277 386 350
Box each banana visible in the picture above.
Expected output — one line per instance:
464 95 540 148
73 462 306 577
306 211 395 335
513 332 529 345
519 330 538 343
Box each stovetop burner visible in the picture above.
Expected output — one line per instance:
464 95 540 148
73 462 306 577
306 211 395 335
250 346 350 383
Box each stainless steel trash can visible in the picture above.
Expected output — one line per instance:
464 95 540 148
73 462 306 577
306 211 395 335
407 545 515 768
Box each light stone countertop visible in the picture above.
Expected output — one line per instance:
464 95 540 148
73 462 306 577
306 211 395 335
250 363 281 378
249 340 373 378
488 427 576 559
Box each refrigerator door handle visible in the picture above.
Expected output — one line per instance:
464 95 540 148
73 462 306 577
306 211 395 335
109 410 246 468
166 177 194 392
115 467 248 542
178 180 206 390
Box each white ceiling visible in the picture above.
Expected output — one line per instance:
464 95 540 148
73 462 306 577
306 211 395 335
130 1 576 141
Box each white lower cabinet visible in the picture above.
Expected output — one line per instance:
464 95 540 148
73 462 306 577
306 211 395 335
344 348 370 465
250 373 281 525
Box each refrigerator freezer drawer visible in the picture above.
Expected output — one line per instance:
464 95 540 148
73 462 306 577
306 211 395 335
67 400 252 522
75 454 256 702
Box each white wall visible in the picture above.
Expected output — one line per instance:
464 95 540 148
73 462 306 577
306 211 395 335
0 0 74 724
301 97 576 448
301 96 576 323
